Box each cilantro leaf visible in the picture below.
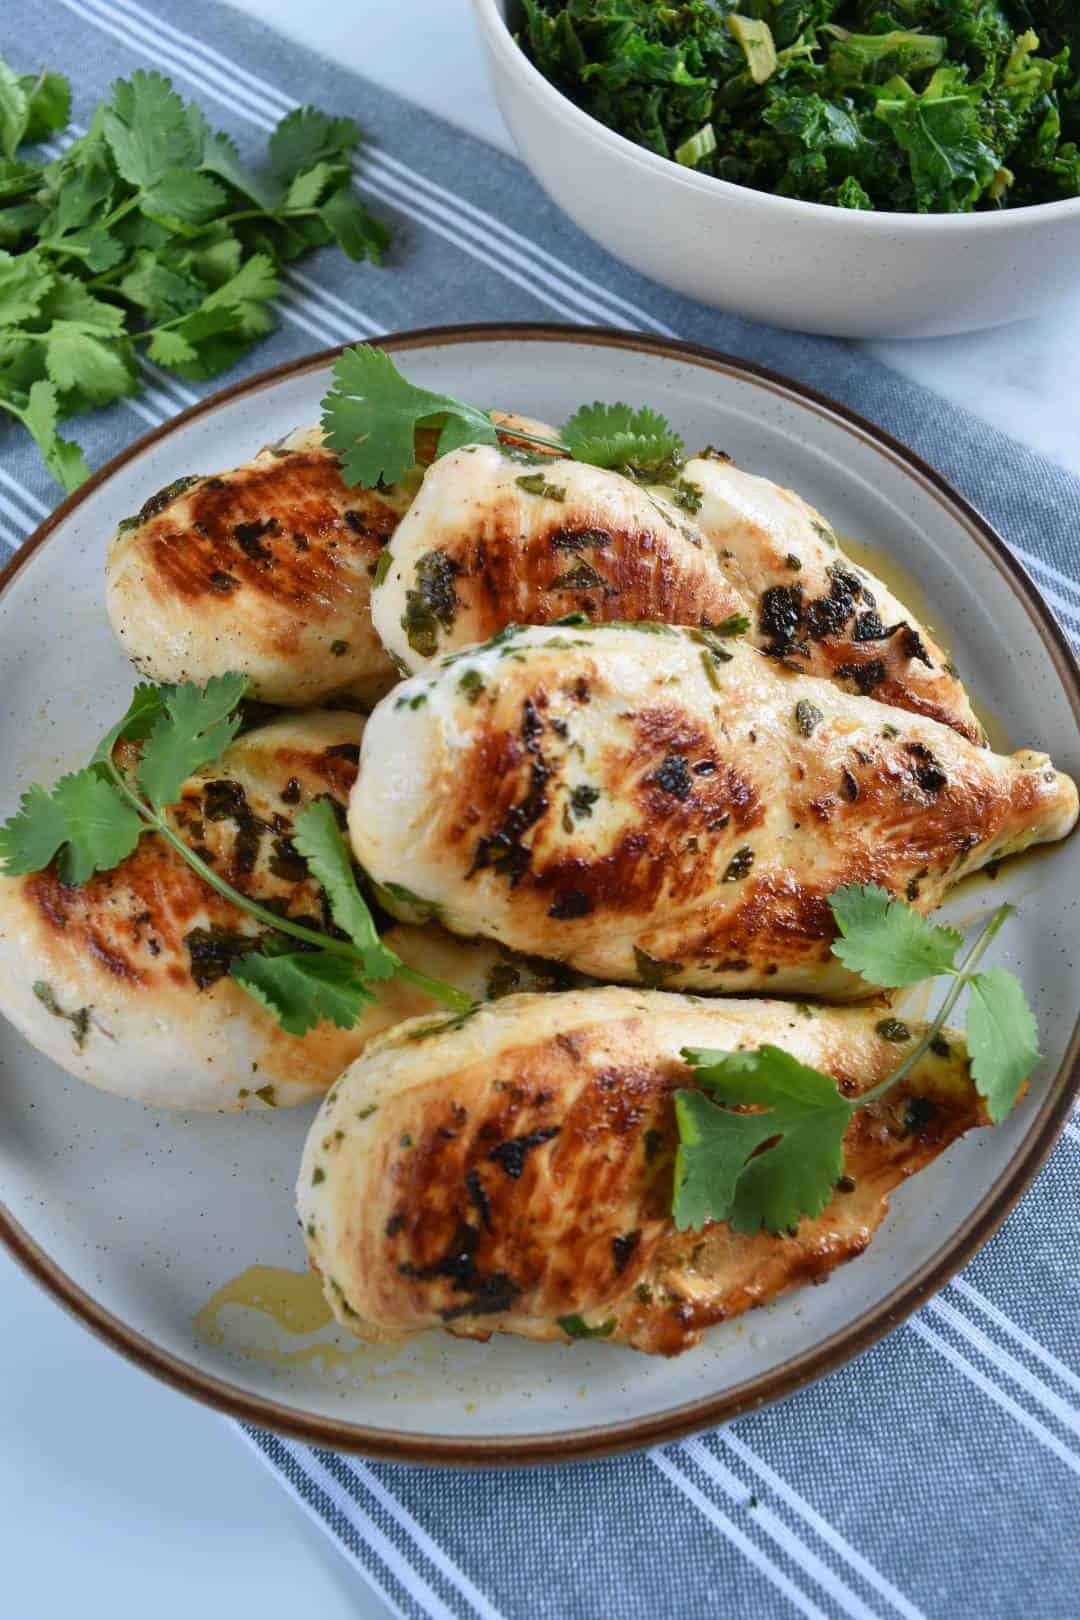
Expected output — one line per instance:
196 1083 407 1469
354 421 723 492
17 380 90 492
966 968 1040 1123
291 798 396 981
230 948 374 1036
0 247 50 324
321 344 500 488
92 682 167 764
40 275 127 333
119 252 202 321
561 401 684 471
269 107 362 179
103 70 200 190
674 1046 849 1234
45 325 137 405
0 782 71 874
197 123 279 212
140 169 226 225
19 69 71 144
672 893 1038 1236
136 673 248 809
48 161 114 239
0 55 28 159
0 768 145 883
318 185 390 264
282 160 341 211
830 882 962 987
50 771 145 884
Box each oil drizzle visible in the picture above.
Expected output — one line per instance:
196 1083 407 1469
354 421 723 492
194 1263 385 1384
193 1264 482 1397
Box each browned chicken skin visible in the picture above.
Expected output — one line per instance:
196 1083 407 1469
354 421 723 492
298 988 988 1356
106 427 411 706
349 624 1078 997
372 444 982 741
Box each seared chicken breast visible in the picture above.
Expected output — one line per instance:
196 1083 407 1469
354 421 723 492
106 426 408 706
0 714 562 1109
372 444 981 740
298 987 989 1356
371 444 744 664
349 624 1077 997
685 454 982 741
105 414 555 708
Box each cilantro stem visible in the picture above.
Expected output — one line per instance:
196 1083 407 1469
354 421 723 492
101 759 473 1014
854 903 1011 1110
494 424 566 457
395 963 474 1010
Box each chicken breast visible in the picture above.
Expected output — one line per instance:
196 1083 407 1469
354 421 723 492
348 623 1077 997
372 444 981 741
685 453 982 741
0 714 561 1110
106 426 408 706
298 986 989 1356
371 443 744 664
105 414 556 708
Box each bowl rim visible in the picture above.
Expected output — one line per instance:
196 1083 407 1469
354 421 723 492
1 320 1078 1468
472 0 1080 232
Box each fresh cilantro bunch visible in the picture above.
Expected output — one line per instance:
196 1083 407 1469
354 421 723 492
673 884 1039 1235
518 1 1080 213
321 342 686 486
0 676 470 1032
0 55 389 489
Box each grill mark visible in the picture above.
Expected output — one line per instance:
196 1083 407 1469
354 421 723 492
20 744 361 990
448 503 741 638
135 451 400 609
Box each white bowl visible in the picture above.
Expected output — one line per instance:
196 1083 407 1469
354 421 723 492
472 0 1080 339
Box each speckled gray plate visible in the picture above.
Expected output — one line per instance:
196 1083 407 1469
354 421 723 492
1 325 1078 1465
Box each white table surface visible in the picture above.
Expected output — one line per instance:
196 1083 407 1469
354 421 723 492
2 3 1078 1617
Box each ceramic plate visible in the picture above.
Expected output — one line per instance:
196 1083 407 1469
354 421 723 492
1 325 1077 1465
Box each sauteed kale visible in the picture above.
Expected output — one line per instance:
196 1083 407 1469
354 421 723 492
519 1 1080 212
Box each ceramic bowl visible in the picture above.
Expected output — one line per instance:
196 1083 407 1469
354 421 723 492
471 0 1080 339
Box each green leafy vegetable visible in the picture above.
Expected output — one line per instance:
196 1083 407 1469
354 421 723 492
560 400 684 471
965 966 1040 1123
830 882 962 986
136 673 248 809
230 949 375 1037
518 1 1080 214
322 344 688 490
292 797 396 981
0 53 391 487
321 342 499 487
673 888 1038 1234
0 676 473 1033
558 1313 616 1339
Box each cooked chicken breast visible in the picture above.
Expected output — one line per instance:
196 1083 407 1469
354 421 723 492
685 453 982 741
106 415 555 708
371 443 744 665
349 624 1077 997
372 444 981 740
106 426 408 706
298 987 989 1356
0 714 559 1110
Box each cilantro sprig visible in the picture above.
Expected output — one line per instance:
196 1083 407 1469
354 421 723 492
673 885 1038 1236
0 56 390 489
321 344 687 488
0 676 471 1032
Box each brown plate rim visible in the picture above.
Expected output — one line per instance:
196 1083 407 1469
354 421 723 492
1 320 1078 1468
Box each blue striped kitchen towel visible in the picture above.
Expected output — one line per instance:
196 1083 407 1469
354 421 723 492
3 3 1079 1618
